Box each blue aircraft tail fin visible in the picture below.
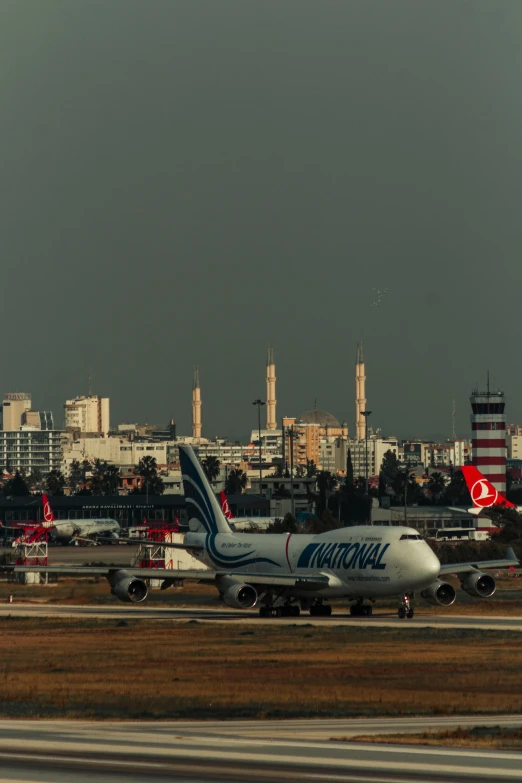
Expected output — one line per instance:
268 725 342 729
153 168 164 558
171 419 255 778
179 445 233 535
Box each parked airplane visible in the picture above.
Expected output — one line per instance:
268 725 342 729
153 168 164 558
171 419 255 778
462 466 518 512
40 493 120 543
8 447 518 618
219 491 276 531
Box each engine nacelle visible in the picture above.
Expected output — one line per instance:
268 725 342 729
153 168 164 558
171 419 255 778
222 583 257 609
420 579 456 607
460 571 496 598
111 576 148 603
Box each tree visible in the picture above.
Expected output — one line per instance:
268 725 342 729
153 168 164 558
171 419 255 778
380 450 399 493
68 459 91 494
266 514 298 533
428 471 446 504
26 469 43 492
346 449 354 486
306 460 317 478
90 460 121 496
201 456 220 484
2 471 31 497
225 468 248 495
270 462 285 478
442 469 471 506
316 471 337 516
45 469 66 496
132 456 164 495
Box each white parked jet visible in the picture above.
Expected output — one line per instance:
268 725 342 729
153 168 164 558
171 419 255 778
9 447 518 618
40 493 120 543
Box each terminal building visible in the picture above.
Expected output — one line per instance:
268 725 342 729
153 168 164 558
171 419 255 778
0 492 271 532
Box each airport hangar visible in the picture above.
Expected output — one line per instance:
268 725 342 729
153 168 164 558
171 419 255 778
0 493 271 532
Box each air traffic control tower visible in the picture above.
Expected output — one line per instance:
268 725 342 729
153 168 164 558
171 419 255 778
470 386 506 493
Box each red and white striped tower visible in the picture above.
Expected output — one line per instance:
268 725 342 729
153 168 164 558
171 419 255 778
470 387 506 493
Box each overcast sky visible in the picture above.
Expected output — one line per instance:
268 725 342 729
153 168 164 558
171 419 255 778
1 1 521 441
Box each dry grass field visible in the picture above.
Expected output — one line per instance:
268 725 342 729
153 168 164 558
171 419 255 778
1 619 522 720
342 727 522 750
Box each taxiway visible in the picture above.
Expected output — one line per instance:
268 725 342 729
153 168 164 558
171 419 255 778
1 718 522 782
2 602 522 630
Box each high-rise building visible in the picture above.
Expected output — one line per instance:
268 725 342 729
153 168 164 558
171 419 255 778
64 395 110 437
355 342 366 441
0 429 64 473
266 346 277 430
2 393 31 430
192 366 202 439
470 387 506 493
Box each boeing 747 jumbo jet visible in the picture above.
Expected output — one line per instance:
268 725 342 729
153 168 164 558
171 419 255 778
8 447 518 618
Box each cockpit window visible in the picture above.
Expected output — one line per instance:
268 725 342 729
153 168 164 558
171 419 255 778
399 534 423 540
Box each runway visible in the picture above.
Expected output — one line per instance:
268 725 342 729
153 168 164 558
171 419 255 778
1 718 522 782
2 602 522 630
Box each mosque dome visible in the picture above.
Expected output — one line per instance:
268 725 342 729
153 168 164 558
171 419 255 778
298 407 341 428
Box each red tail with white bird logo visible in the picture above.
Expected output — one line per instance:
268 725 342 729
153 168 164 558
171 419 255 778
461 466 515 509
219 491 234 520
41 493 57 527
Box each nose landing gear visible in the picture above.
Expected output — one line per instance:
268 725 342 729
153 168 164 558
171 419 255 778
398 593 414 619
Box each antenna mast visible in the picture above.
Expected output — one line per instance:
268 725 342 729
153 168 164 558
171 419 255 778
452 398 456 440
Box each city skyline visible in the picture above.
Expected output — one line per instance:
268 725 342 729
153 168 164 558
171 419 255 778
1 2 521 440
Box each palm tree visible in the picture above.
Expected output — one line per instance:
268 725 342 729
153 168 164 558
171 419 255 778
225 468 248 495
201 456 220 483
428 472 446 504
45 469 66 496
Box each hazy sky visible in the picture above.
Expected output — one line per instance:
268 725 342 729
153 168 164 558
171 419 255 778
1 1 521 441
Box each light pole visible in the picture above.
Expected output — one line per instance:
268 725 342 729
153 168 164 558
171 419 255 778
252 399 265 494
361 410 372 521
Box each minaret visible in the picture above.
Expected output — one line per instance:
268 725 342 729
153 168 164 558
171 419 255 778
266 345 277 430
192 366 202 439
355 342 366 441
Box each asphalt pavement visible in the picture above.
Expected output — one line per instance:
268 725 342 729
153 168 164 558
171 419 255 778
1 718 522 782
2 602 522 630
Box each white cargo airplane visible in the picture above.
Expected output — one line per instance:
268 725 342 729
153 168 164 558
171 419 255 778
8 447 518 618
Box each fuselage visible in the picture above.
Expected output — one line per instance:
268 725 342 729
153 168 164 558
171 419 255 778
51 519 120 541
185 525 441 599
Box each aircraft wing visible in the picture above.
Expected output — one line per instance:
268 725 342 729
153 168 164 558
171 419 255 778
439 547 519 576
73 535 203 550
5 565 334 591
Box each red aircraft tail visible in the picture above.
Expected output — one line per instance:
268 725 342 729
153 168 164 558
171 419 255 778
461 466 515 509
219 491 234 520
41 493 57 527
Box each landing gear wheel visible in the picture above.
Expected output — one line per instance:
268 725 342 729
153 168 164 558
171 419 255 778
406 608 414 619
274 607 282 618
259 606 270 618
364 605 372 617
398 607 406 619
292 606 300 617
350 605 356 617
324 605 332 616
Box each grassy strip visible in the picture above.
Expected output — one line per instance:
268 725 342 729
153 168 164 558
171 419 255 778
1 619 522 719
335 726 522 750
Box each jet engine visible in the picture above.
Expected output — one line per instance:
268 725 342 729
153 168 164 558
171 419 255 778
460 572 496 598
111 576 148 603
222 583 257 609
420 579 456 607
